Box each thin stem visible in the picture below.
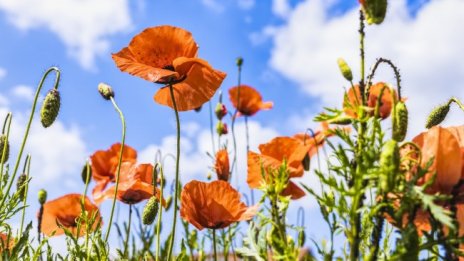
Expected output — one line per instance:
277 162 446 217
230 62 242 185
359 10 366 105
155 165 164 261
451 97 464 112
82 160 91 261
0 112 12 191
167 83 181 261
104 96 127 242
19 154 31 238
366 58 403 100
0 67 60 209
123 204 133 258
244 116 254 205
213 229 218 261
208 101 216 154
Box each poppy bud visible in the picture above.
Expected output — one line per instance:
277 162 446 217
97 83 114 100
425 103 450 129
206 172 212 180
392 101 408 142
0 135 9 163
215 103 227 120
40 89 61 128
328 116 352 125
236 57 244 67
379 140 399 192
360 0 388 25
194 106 202 112
216 121 228 135
142 196 159 225
165 195 173 210
16 173 27 201
81 164 92 185
38 189 47 205
337 58 353 82
302 154 310 171
298 230 306 247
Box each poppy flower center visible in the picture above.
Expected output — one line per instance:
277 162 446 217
162 65 175 71
57 215 78 228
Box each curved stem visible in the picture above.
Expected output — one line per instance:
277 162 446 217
104 97 127 242
156 165 164 261
366 58 403 100
123 204 133 258
0 112 12 190
19 154 31 238
0 67 60 209
213 229 218 261
166 83 181 261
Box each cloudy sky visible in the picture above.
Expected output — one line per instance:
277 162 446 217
0 0 463 255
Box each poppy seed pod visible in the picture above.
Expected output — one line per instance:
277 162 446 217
214 103 227 120
425 103 450 129
142 196 159 225
360 0 388 25
337 58 353 82
97 83 114 100
0 135 9 163
236 57 244 67
16 173 27 201
379 140 399 192
392 101 408 142
40 89 61 128
38 189 47 205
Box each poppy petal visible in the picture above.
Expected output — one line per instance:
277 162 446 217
281 181 306 200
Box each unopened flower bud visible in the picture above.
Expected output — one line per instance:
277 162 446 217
0 135 9 163
215 103 227 120
165 195 173 210
142 196 159 225
40 89 60 128
328 115 352 125
302 154 310 171
236 57 244 67
360 0 388 25
337 58 353 82
216 121 228 135
38 189 47 205
81 164 92 184
379 140 399 192
298 230 306 247
16 173 27 201
206 172 212 180
98 83 114 100
392 101 408 142
425 103 450 129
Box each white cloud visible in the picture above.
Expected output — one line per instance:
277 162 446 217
238 0 255 10
0 67 6 80
201 0 224 13
272 0 292 19
268 0 464 137
249 26 278 46
0 0 132 70
10 85 35 101
0 94 8 107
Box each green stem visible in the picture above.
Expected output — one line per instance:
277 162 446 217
451 97 464 112
208 101 216 154
213 229 218 261
230 63 242 184
0 67 60 209
104 96 126 242
82 160 91 261
359 10 366 104
244 116 254 205
19 154 31 238
166 83 181 261
0 112 12 191
123 204 133 258
156 165 164 261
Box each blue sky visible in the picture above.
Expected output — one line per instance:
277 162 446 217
0 0 463 256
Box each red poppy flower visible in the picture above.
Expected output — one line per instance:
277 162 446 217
93 162 163 205
344 82 396 119
410 126 462 194
229 85 273 117
180 180 257 230
112 25 226 111
293 122 343 161
247 137 309 199
214 149 230 182
90 143 137 198
41 194 102 237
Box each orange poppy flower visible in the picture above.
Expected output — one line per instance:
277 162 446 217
214 149 230 182
247 137 309 199
112 25 226 111
41 194 102 237
444 125 464 178
411 126 462 194
344 82 396 119
229 85 273 117
93 162 164 205
180 180 257 230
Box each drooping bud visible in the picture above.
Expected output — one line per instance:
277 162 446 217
97 83 114 100
360 0 388 25
165 195 173 210
425 103 450 129
81 164 92 185
236 57 244 67
216 121 228 135
142 196 159 225
0 135 9 163
40 89 61 128
337 58 353 82
379 140 399 192
392 101 408 142
16 173 27 201
215 103 227 120
38 189 47 205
